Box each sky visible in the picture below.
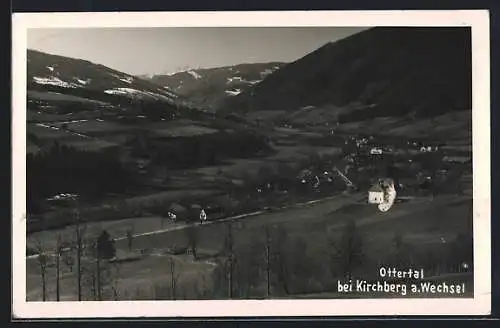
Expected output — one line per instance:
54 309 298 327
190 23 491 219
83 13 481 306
27 27 368 76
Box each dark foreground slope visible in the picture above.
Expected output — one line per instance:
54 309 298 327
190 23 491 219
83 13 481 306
219 27 471 122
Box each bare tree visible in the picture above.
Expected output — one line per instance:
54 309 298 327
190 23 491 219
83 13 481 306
62 250 74 273
33 237 49 301
390 230 412 267
169 257 183 300
273 224 291 295
185 223 198 260
78 238 97 301
55 233 66 301
72 205 88 301
110 262 121 301
126 226 134 252
87 239 103 301
223 223 235 299
264 225 272 298
331 220 364 281
232 241 261 298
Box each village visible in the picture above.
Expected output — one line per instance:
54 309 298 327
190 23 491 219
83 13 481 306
93 129 471 230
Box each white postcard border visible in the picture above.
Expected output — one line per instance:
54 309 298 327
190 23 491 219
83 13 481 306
12 10 491 318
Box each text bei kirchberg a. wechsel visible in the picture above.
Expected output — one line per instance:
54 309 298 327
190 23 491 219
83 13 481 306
336 267 467 297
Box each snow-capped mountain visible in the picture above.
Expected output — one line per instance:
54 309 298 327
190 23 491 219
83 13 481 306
27 49 182 105
142 62 285 111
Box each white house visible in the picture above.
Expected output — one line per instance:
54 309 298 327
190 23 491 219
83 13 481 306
370 148 383 155
368 184 385 204
199 209 207 223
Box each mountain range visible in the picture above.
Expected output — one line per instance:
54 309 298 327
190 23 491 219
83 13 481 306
141 62 285 110
27 49 182 107
26 26 472 140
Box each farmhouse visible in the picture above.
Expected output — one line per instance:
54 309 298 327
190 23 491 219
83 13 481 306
420 146 435 153
167 203 188 222
368 184 385 204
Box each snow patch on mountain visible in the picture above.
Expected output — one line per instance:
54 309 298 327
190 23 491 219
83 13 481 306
110 73 134 84
259 66 281 78
104 88 145 95
160 88 179 99
227 76 263 86
225 89 242 96
226 76 244 84
260 69 275 77
119 77 134 84
74 78 91 85
187 70 202 80
33 76 79 88
104 87 174 101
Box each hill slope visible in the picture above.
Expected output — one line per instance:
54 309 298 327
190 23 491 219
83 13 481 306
27 49 183 105
144 62 285 110
218 27 472 123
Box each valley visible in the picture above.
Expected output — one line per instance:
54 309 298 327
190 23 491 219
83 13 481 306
24 26 474 302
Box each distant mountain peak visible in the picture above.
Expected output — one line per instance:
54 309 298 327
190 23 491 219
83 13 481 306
143 62 287 110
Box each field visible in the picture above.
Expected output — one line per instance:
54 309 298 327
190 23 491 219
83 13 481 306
28 90 109 105
151 124 219 138
336 111 472 141
26 191 473 301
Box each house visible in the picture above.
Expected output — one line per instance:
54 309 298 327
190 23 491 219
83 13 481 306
199 209 207 222
420 146 433 153
368 184 385 204
189 204 209 223
356 138 369 148
167 203 188 222
370 147 383 155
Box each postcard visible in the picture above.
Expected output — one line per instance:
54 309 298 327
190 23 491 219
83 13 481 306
12 9 491 318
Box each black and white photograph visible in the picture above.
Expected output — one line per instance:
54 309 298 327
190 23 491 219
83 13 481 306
12 10 491 318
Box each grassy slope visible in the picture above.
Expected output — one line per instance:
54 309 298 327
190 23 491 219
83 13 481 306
219 27 471 122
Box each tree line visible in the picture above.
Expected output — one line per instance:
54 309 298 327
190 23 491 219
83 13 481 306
177 216 473 300
32 210 118 302
27 141 135 215
30 212 473 301
129 131 274 170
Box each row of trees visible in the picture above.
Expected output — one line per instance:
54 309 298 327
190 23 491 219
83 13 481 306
180 218 472 300
128 130 274 170
178 220 366 299
33 210 117 301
